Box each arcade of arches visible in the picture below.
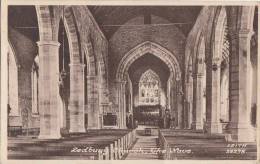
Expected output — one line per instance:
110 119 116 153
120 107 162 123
7 6 258 142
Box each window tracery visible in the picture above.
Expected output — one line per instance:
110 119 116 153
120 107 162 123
139 69 160 105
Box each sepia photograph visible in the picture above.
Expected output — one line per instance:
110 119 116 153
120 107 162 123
1 1 259 162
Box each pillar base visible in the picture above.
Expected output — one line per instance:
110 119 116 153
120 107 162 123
228 123 256 142
191 122 203 130
69 128 86 133
87 127 100 130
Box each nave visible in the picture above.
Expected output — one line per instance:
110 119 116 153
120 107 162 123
6 5 259 160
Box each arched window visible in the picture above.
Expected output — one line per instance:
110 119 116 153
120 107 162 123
32 55 39 114
8 44 19 116
139 69 160 105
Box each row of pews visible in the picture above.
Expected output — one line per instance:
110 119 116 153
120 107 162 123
8 129 136 160
158 129 257 160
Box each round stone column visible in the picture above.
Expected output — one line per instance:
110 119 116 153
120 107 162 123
117 80 127 129
37 41 61 139
68 63 86 133
207 58 222 134
87 75 99 129
193 73 204 130
228 29 255 142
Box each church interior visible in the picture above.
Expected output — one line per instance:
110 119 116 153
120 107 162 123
7 5 258 160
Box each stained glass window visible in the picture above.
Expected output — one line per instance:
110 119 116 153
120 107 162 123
139 69 160 105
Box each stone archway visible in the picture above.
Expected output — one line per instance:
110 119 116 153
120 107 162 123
206 7 227 134
82 37 109 130
7 42 20 118
36 6 85 138
116 41 181 81
223 6 256 141
184 56 193 129
192 35 207 130
62 7 85 133
116 41 182 129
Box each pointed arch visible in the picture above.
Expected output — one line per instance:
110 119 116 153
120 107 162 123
8 41 20 68
63 6 81 63
7 42 19 116
116 41 181 82
54 6 82 63
213 7 227 62
196 36 206 74
83 41 96 76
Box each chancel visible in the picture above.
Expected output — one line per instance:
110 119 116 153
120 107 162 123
7 5 258 160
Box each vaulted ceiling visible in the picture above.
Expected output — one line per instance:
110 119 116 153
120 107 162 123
88 6 202 39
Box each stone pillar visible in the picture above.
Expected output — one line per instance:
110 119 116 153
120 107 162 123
37 41 61 139
228 30 255 142
68 63 85 133
193 73 203 130
177 94 183 129
175 80 183 129
191 73 196 129
186 81 193 129
207 59 222 133
258 29 260 151
117 80 127 129
87 75 99 129
167 78 171 110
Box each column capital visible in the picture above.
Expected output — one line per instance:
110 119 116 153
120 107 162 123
37 40 60 47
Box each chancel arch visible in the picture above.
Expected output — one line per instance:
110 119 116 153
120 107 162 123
116 41 182 129
116 41 181 81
